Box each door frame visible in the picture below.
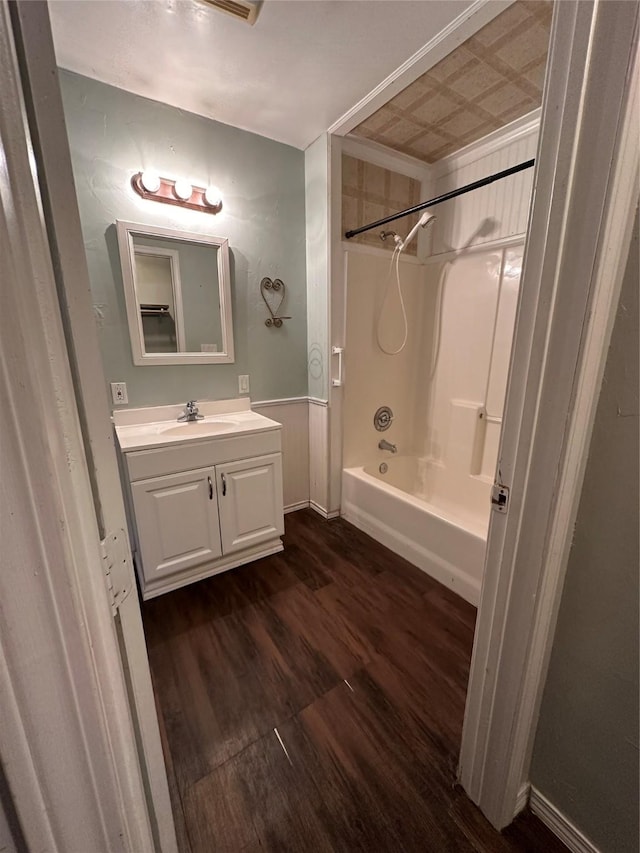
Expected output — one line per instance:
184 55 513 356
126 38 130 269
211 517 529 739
459 0 639 827
329 0 639 830
4 2 177 850
0 2 156 849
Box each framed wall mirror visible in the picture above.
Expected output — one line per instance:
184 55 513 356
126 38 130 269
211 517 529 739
116 221 234 365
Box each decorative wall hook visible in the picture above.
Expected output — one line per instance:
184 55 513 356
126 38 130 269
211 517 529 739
260 277 291 328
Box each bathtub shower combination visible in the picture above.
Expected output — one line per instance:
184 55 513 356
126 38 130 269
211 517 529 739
342 239 524 607
342 455 487 605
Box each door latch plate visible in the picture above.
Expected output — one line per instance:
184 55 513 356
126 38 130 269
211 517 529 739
491 484 509 513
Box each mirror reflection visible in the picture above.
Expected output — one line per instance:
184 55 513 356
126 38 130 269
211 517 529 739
117 222 234 365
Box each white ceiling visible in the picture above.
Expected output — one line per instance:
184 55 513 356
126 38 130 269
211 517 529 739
49 0 474 150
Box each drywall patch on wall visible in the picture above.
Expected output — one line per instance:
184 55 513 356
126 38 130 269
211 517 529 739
59 70 307 407
530 211 639 852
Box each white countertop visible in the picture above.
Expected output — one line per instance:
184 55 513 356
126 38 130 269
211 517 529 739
113 398 282 452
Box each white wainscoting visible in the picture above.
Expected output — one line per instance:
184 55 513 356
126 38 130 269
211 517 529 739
308 397 330 516
430 112 539 255
251 398 310 513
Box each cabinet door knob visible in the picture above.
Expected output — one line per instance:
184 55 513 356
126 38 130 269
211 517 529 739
208 476 213 500
221 473 227 496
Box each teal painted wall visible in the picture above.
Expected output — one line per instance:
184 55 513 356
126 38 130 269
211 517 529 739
59 70 307 407
531 212 639 851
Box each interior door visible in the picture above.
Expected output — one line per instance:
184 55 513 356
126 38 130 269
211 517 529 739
217 454 284 554
11 5 178 850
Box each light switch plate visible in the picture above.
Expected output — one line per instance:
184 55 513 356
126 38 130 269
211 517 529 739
111 382 128 405
238 375 250 394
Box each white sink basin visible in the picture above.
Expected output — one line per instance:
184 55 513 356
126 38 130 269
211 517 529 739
160 421 238 437
113 400 282 452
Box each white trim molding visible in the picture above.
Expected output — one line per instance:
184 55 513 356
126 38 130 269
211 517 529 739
530 789 602 853
284 501 310 514
459 0 639 830
341 135 431 182
0 3 156 848
329 0 514 137
309 501 340 520
432 109 540 179
252 396 310 408
514 783 530 816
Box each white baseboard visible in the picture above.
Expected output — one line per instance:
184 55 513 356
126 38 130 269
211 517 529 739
309 501 339 519
530 787 601 853
284 501 310 514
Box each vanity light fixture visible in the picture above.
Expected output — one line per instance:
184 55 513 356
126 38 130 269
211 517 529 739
173 178 193 201
140 169 161 193
131 171 223 215
204 185 222 209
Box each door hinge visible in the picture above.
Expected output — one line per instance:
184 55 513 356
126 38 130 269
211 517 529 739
100 529 134 612
491 483 510 514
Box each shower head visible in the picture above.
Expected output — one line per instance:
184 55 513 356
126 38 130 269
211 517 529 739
400 211 437 251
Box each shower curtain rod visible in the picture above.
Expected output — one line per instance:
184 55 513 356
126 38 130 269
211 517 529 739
344 159 535 239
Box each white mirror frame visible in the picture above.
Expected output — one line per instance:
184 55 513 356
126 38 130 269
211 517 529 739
116 220 234 365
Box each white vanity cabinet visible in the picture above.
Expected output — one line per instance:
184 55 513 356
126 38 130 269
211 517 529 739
115 400 284 599
216 454 283 554
131 466 223 584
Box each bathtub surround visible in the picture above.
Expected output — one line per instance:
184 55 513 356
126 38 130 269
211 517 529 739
343 250 433 469
59 70 307 407
340 109 533 603
423 245 523 524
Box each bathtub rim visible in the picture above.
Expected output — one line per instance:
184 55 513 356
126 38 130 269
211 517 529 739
342 464 484 606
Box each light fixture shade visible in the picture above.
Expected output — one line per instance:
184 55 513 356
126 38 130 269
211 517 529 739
204 185 222 208
140 169 161 193
173 179 193 201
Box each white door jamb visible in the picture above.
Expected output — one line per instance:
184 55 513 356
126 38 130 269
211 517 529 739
459 0 639 829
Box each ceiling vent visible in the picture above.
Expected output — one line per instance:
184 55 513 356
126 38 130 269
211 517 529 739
200 0 262 25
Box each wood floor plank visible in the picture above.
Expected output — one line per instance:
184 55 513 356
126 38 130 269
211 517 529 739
279 680 472 852
143 508 568 852
184 731 335 853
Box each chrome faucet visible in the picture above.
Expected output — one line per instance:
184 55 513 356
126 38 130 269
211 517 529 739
178 400 204 422
378 439 397 453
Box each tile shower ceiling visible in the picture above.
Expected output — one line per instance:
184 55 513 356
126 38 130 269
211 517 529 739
352 0 552 163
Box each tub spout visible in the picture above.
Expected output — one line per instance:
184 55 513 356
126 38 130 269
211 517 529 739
378 439 397 453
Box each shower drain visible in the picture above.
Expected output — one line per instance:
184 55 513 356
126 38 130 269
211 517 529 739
373 406 393 432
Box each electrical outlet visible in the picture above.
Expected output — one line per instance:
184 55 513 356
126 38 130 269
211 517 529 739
238 375 250 395
110 382 128 405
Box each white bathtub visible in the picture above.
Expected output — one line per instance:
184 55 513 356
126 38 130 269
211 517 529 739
341 456 488 606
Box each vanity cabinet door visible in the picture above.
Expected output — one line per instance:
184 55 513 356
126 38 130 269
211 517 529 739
131 466 222 582
217 453 284 555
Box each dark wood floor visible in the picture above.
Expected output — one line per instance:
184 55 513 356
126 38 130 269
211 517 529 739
143 509 566 853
